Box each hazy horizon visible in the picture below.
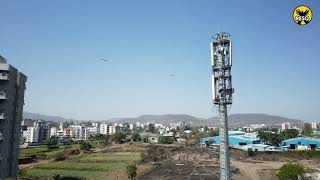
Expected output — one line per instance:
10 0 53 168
23 111 318 123
1 1 319 121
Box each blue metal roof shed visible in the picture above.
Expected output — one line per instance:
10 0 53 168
282 137 320 150
200 131 260 146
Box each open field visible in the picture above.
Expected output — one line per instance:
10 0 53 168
20 142 320 180
22 151 141 180
20 144 78 158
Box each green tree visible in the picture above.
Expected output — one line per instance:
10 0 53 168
159 136 174 144
126 164 137 180
281 129 299 140
257 131 282 146
103 135 110 145
80 141 92 151
208 128 219 137
268 133 282 147
89 134 104 141
131 132 141 142
276 163 306 180
112 132 127 144
46 136 58 149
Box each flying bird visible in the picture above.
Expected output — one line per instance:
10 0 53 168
169 74 175 77
99 59 110 62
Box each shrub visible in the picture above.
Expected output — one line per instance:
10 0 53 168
64 148 80 156
159 136 174 144
80 141 93 151
18 168 26 177
112 132 127 144
46 136 58 149
276 163 306 180
126 164 137 180
54 151 66 161
132 132 141 142
53 174 85 180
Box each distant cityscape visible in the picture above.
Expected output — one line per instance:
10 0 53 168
20 115 320 147
21 118 193 145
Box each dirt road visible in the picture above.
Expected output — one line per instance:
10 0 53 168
19 159 51 169
231 159 285 180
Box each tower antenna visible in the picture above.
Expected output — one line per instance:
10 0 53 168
210 32 234 180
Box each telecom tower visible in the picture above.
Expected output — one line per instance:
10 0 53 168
210 32 233 180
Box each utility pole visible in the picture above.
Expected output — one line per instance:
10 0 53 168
210 32 234 180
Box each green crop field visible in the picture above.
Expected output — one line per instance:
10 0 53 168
20 145 78 158
22 152 141 180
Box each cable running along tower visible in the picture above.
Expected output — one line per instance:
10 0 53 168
210 32 234 180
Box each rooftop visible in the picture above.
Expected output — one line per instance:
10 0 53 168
0 55 7 63
282 137 320 142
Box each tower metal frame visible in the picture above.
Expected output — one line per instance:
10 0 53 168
210 32 234 180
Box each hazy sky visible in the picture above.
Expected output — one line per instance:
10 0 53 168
0 0 319 121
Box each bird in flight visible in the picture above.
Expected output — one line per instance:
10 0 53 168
169 74 175 77
100 59 110 62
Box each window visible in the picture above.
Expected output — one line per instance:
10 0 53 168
298 141 301 145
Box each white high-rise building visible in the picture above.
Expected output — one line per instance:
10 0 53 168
100 123 116 135
311 122 317 130
70 125 84 140
100 123 108 135
50 127 57 137
23 126 40 143
281 123 291 130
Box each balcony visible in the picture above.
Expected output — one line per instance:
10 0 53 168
0 73 8 80
0 113 4 120
0 91 6 100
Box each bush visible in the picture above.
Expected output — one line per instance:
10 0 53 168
53 174 85 180
276 163 306 180
46 136 58 149
54 151 66 161
140 152 146 162
18 168 26 177
126 164 137 180
159 136 174 144
132 132 141 142
64 148 80 156
80 141 93 151
112 132 126 144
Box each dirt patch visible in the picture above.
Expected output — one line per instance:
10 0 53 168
140 161 220 180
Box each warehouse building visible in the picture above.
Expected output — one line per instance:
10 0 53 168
233 144 288 152
282 137 320 150
200 131 260 146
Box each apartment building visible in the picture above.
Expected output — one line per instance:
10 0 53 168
100 123 116 135
0 55 27 179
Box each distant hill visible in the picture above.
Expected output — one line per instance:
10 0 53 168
110 114 208 126
23 112 304 127
108 113 304 127
23 112 77 123
206 113 303 128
